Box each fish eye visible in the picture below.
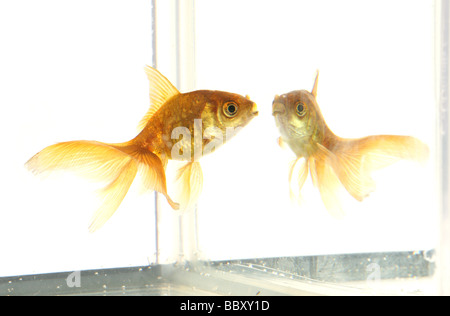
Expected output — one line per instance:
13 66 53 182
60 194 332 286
223 102 239 118
296 102 307 117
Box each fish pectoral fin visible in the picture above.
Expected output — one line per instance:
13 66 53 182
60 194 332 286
176 161 203 211
277 137 287 149
137 66 181 132
288 157 308 205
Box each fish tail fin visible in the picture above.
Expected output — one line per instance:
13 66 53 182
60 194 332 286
332 135 429 201
310 135 429 216
26 140 178 232
175 161 203 211
309 151 347 218
26 140 139 232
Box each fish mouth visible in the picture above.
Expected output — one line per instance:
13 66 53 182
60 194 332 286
251 103 258 116
272 102 285 116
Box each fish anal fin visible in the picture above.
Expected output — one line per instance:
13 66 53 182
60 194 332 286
176 161 203 211
113 143 179 210
137 66 181 131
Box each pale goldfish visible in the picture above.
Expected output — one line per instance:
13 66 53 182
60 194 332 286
26 66 258 232
272 72 429 216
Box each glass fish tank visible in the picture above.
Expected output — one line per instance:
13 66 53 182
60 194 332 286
1 0 448 297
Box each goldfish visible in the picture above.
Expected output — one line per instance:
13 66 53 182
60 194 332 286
272 71 429 216
26 66 258 232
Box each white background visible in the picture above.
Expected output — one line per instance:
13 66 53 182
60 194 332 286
0 0 438 276
0 0 156 276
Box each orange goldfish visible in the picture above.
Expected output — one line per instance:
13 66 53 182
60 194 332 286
272 72 429 216
26 66 258 232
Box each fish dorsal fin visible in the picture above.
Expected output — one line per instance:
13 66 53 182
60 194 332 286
137 66 180 131
311 70 319 98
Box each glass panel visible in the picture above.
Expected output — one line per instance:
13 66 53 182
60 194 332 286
1 0 446 296
194 0 437 263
